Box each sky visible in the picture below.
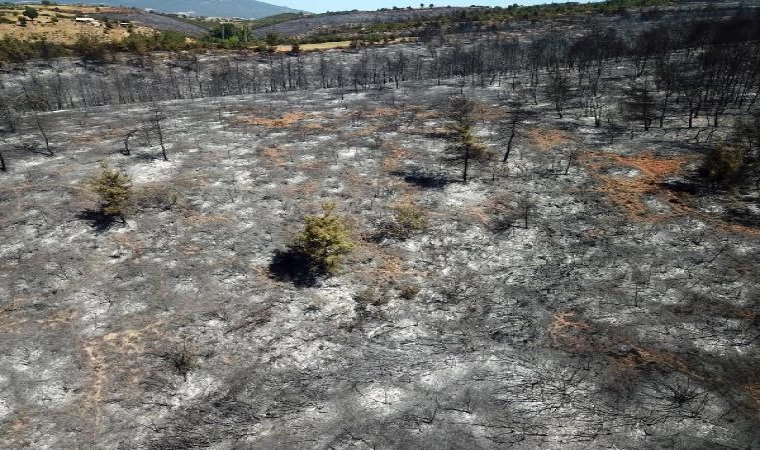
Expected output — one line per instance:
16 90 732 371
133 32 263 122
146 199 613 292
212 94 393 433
264 1 550 14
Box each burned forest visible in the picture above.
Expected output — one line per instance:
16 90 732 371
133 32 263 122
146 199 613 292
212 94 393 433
1 1 759 449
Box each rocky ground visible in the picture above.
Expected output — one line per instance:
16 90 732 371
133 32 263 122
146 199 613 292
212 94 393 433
0 67 758 449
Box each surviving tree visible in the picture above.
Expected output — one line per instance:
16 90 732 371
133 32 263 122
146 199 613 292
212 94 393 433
293 202 355 276
445 97 487 183
87 162 133 223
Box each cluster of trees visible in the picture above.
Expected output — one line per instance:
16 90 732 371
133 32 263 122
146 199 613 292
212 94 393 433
3 11 760 111
3 8 760 191
0 31 194 66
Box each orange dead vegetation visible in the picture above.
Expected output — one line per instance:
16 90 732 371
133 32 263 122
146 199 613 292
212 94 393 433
474 103 507 122
548 311 701 379
81 321 164 426
284 180 319 199
617 341 695 376
0 308 77 334
548 311 594 350
529 127 571 151
237 111 308 128
183 212 234 225
261 146 292 166
363 107 399 120
382 141 411 172
355 242 410 284
582 151 692 219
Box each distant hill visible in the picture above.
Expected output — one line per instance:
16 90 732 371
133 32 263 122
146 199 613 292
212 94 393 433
22 0 302 19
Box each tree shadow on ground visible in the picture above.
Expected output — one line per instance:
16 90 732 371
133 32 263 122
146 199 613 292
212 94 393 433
135 153 159 162
16 142 53 157
392 169 451 189
76 209 120 233
268 247 319 287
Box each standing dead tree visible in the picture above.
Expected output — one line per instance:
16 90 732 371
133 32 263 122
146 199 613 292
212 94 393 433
502 99 524 163
122 128 140 156
33 112 53 156
150 107 169 161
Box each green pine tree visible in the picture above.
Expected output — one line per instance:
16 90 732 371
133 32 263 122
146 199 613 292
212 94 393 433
88 162 133 222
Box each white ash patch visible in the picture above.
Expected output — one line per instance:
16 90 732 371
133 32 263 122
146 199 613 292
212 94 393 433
128 157 182 184
28 378 76 408
355 385 407 417
0 398 11 421
643 195 673 214
338 147 362 159
121 300 148 315
605 166 641 177
442 182 487 208
174 372 220 405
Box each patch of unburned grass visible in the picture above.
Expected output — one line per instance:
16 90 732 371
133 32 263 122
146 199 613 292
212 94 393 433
0 10 153 44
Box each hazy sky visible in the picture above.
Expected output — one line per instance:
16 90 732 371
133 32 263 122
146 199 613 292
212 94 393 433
264 1 550 14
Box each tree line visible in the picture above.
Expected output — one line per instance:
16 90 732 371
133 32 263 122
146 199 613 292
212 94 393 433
2 9 760 186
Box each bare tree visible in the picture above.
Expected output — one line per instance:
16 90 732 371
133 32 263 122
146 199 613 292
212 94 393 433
122 128 140 156
150 107 168 161
34 112 52 156
502 99 524 163
546 68 571 119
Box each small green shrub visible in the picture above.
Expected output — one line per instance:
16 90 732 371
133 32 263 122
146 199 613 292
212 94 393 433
23 7 38 20
294 202 355 276
87 162 132 220
392 204 427 237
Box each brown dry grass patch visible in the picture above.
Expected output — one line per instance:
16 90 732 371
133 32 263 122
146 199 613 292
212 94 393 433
617 341 695 376
548 311 594 350
261 146 292 166
382 141 411 172
80 321 163 425
355 244 409 284
582 151 692 219
528 127 571 151
364 107 399 120
743 381 760 412
0 308 77 334
474 103 507 123
237 111 307 128
284 180 319 199
548 311 698 376
110 232 144 257
0 12 152 45
297 159 326 172
183 212 234 225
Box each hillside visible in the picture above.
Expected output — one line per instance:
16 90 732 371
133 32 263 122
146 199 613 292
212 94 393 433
31 0 302 19
250 6 470 38
0 4 207 44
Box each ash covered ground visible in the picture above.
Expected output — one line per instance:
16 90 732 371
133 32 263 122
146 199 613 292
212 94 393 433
0 50 759 449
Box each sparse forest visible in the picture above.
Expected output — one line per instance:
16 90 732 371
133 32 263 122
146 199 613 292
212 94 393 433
0 1 759 448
